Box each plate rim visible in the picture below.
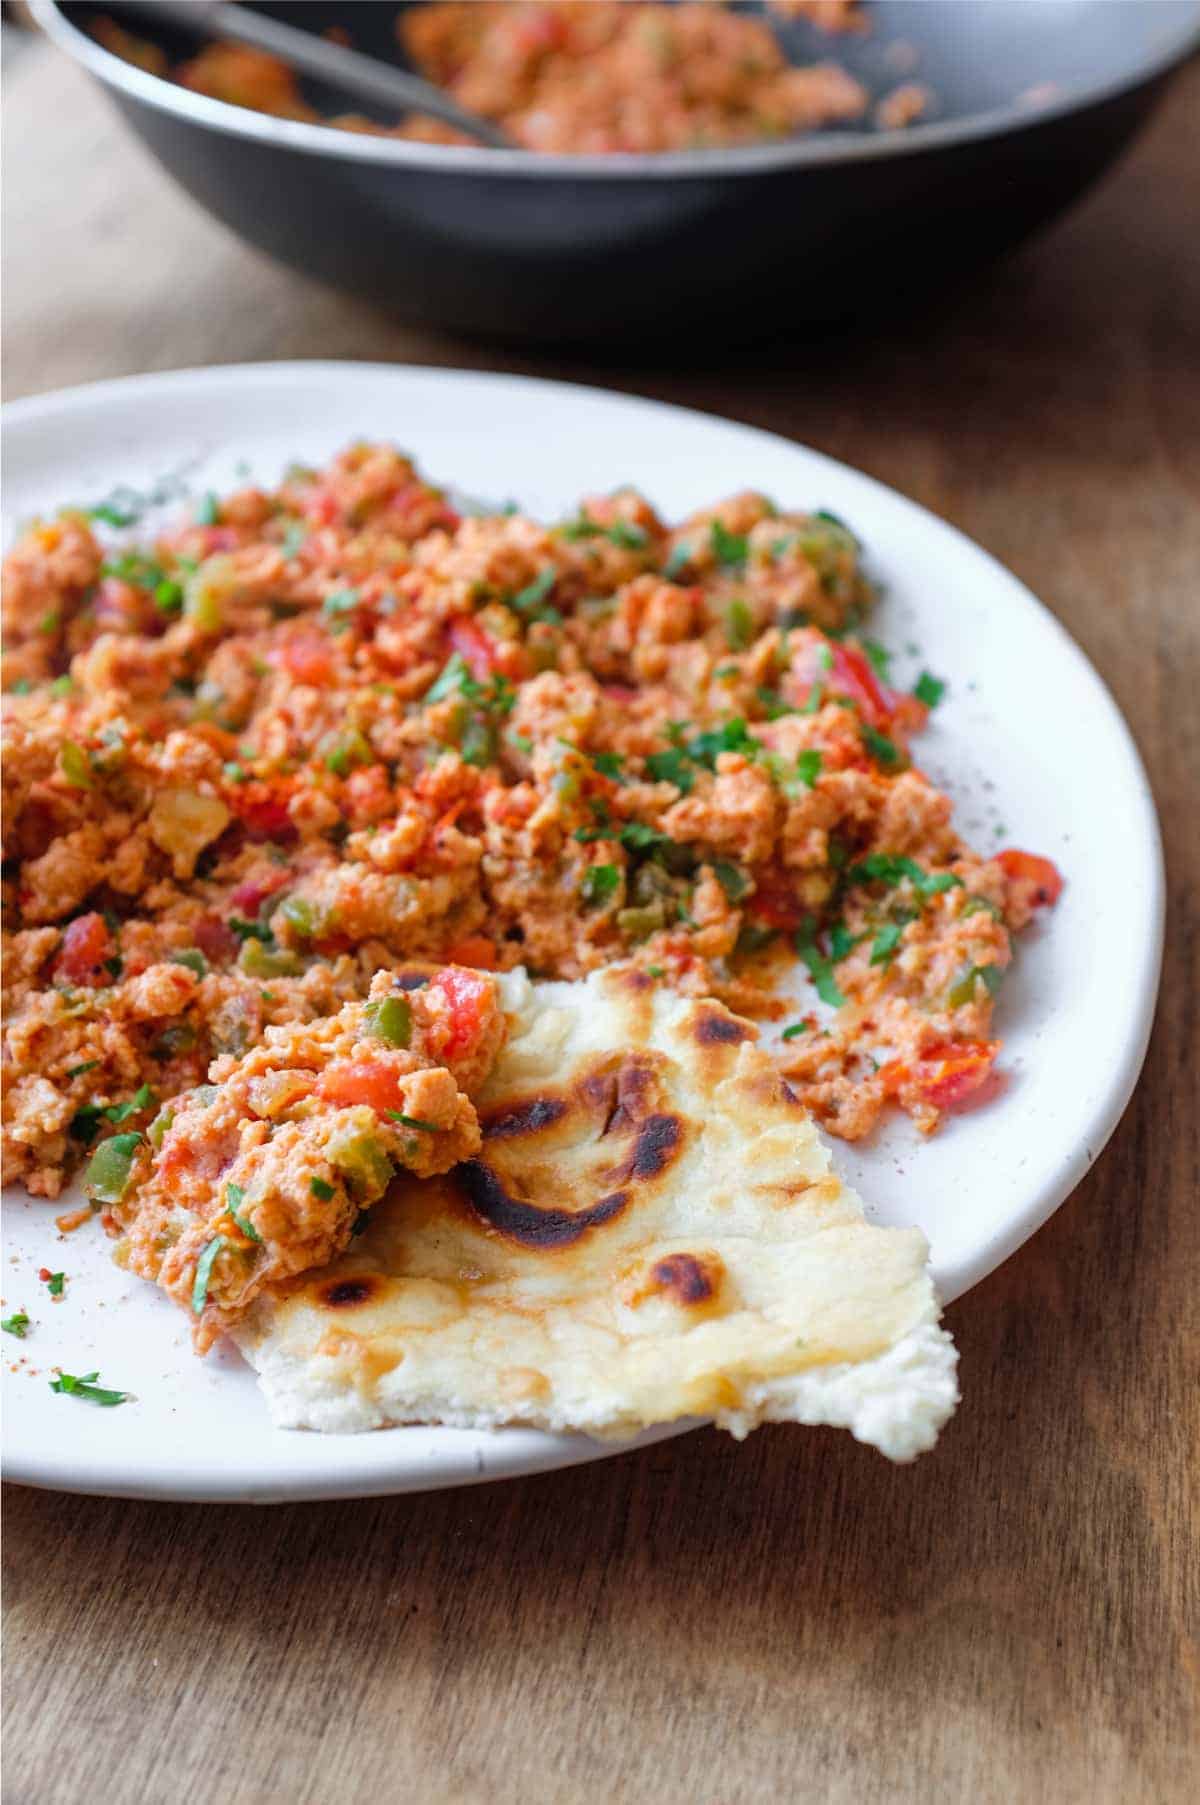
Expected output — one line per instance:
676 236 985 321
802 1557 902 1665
1 360 1165 1500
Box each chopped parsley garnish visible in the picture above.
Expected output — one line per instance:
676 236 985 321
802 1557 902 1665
582 864 620 906
49 1370 130 1407
225 1182 261 1242
45 1271 65 1297
229 917 274 943
687 716 758 769
799 681 824 715
65 1060 100 1079
663 544 692 580
425 651 471 703
2 1311 30 1339
710 520 748 568
192 1236 225 1314
510 566 559 620
645 747 694 793
861 725 905 770
795 749 823 789
914 670 946 708
755 686 793 721
869 921 908 966
88 502 138 528
195 492 220 526
280 521 307 559
605 520 648 550
322 587 360 621
385 1111 439 1132
591 751 625 780
829 922 864 963
847 854 963 896
795 923 846 1009
781 1019 814 1042
712 861 751 902
310 1176 335 1201
103 1083 157 1125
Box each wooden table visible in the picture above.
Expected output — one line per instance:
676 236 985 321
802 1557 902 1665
3 38 1197 1805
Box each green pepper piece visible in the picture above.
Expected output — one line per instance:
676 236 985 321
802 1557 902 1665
84 1131 142 1203
328 1130 394 1201
363 995 412 1048
237 939 303 979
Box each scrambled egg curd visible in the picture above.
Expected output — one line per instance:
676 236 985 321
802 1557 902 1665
2 443 1060 1248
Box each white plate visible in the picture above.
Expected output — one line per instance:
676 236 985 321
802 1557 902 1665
1 363 1163 1501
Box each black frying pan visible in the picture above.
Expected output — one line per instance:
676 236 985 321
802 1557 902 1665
34 1 1200 345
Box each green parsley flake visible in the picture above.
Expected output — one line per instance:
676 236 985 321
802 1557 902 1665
582 864 620 907
385 1111 439 1132
2 1311 30 1339
226 1182 262 1242
796 925 846 1009
192 1236 225 1314
710 520 748 568
195 492 220 526
511 566 559 618
664 544 692 580
914 671 946 708
795 749 823 789
49 1370 130 1407
310 1176 335 1201
425 651 471 703
605 521 648 550
861 726 905 770
44 1271 66 1297
645 747 694 793
869 922 907 966
848 854 963 897
781 1020 813 1042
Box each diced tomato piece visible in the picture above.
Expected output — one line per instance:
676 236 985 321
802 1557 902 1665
995 849 1063 907
54 912 114 987
228 871 288 916
316 1059 408 1115
444 934 498 971
387 481 461 537
747 868 804 933
828 643 898 730
602 684 638 703
447 616 501 682
427 966 493 1062
881 1040 999 1111
301 487 341 528
270 634 333 687
228 780 297 843
193 912 239 964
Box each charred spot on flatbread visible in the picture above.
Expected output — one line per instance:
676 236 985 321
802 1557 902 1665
457 1050 685 1251
692 1008 753 1046
649 1252 722 1306
318 1276 380 1309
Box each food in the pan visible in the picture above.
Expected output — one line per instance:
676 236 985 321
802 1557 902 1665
90 2 927 155
1 441 1062 1225
235 968 959 1459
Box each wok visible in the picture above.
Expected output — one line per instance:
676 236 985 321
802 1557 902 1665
34 1 1200 344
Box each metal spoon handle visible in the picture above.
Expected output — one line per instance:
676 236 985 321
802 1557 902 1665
117 0 512 147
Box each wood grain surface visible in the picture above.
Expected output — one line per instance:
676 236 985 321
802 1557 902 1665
3 38 1198 1805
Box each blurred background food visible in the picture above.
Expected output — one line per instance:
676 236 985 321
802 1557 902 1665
22 2 1200 341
